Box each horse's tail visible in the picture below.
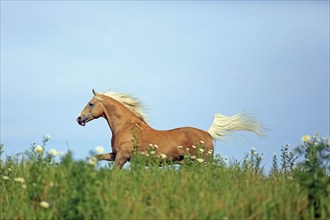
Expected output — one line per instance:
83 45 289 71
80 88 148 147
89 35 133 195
207 112 265 141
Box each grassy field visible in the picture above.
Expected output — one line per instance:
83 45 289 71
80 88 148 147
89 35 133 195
1 135 329 220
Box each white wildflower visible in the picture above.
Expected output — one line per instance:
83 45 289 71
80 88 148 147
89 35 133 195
196 158 204 163
150 150 156 155
57 152 64 156
192 145 196 149
89 160 96 166
14 177 25 184
301 135 311 143
149 144 153 147
89 157 97 166
43 134 51 141
178 146 183 149
199 148 205 153
40 201 50 208
200 140 205 144
95 146 104 153
191 155 197 159
49 149 57 156
160 153 167 159
154 145 159 149
2 176 9 180
186 148 190 151
35 145 43 154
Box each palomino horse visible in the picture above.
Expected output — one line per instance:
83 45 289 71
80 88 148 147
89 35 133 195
77 89 265 169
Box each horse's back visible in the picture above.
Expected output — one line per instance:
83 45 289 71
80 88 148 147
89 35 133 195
151 126 214 150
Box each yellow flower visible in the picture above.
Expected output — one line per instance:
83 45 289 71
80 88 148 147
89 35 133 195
40 201 50 208
302 135 311 143
35 145 43 154
95 146 104 153
14 177 25 183
49 149 57 156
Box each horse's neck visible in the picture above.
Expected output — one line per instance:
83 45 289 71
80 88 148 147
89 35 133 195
103 97 142 135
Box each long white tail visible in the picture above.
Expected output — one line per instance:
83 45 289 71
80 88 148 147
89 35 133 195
207 112 265 141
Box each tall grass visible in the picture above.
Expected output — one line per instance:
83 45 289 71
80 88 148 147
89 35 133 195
1 135 329 219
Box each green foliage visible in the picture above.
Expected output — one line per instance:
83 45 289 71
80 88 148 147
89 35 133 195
270 153 278 175
1 135 329 219
242 148 264 174
293 136 330 219
280 144 297 174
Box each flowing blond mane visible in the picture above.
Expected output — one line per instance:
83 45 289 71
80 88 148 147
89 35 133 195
101 91 148 122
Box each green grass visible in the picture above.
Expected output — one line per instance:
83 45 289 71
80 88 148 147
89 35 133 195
1 136 329 220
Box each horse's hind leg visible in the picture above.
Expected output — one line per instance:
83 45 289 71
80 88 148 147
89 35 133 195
95 152 115 161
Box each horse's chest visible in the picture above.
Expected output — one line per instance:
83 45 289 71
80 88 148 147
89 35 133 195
111 133 134 153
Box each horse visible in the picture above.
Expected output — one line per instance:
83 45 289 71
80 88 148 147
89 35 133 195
77 89 265 169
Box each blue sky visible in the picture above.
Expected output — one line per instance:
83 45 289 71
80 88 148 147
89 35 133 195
1 1 329 171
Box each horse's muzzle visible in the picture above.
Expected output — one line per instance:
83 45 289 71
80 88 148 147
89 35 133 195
77 116 86 126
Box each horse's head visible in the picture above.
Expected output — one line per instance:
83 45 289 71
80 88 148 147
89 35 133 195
77 89 105 126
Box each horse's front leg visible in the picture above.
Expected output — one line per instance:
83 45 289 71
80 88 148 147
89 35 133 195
113 151 129 170
95 152 115 161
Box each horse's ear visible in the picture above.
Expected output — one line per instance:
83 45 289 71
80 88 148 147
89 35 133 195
92 89 103 101
92 89 98 96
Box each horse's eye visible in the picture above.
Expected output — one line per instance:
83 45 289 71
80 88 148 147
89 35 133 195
89 103 94 107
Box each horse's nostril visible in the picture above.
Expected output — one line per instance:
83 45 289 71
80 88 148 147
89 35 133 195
77 116 86 126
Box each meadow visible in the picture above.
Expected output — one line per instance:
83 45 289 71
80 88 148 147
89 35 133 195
1 135 329 220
